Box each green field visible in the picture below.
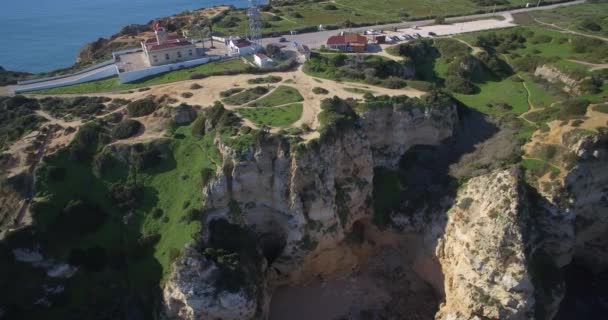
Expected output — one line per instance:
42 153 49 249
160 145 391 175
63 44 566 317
521 158 561 176
214 0 562 36
515 3 608 38
34 59 249 94
248 85 304 108
236 103 303 127
453 78 530 115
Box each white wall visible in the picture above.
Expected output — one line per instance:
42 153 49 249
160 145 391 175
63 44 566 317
17 59 116 85
118 56 223 83
15 65 118 93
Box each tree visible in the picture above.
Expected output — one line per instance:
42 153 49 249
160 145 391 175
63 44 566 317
265 44 282 58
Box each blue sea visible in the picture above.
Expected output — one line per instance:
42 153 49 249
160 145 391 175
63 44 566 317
0 0 255 73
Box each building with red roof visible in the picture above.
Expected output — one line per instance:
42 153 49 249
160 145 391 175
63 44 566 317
326 33 368 53
141 22 202 66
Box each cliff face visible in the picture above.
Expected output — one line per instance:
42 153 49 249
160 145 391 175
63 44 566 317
435 169 536 320
566 134 608 270
162 93 608 320
162 102 459 319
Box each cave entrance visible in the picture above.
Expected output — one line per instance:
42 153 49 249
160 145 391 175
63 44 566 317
257 232 286 266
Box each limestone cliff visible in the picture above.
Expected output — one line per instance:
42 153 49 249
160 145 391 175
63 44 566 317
435 169 536 320
565 133 608 270
162 98 459 319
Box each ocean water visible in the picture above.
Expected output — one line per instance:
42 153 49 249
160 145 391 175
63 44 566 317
0 0 252 73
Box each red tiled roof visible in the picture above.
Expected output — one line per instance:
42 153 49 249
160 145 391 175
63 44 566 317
327 33 367 46
145 34 186 44
148 41 193 51
232 39 252 48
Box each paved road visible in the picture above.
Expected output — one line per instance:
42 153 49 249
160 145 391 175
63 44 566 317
260 0 586 49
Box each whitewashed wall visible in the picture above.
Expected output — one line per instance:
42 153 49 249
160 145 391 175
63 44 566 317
117 56 223 83
14 65 119 93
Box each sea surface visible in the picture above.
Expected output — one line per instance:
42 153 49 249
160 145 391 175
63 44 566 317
0 0 252 73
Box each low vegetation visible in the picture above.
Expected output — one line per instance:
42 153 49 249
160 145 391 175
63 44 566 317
0 96 46 149
312 87 329 95
111 119 142 140
223 86 270 105
236 103 303 127
247 75 282 84
39 96 112 120
126 97 159 117
247 86 303 108
305 53 409 89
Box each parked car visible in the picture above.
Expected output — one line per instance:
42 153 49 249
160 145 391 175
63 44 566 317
403 34 413 40
414 33 422 38
279 37 288 42
428 32 437 37
398 35 408 41
391 36 400 42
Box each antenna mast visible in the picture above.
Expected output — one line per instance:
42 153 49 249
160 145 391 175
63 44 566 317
248 0 262 51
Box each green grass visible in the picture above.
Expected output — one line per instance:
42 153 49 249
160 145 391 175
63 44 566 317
223 86 271 106
518 3 608 38
236 103 303 127
519 74 559 109
521 158 561 176
453 78 530 115
25 122 220 319
34 59 249 94
248 85 303 108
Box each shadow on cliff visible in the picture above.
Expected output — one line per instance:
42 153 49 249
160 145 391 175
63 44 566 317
374 103 501 226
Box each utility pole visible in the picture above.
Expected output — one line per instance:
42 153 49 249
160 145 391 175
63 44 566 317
536 0 542 7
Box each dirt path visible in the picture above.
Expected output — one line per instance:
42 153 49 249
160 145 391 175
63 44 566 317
568 59 608 71
533 17 608 42
451 37 484 54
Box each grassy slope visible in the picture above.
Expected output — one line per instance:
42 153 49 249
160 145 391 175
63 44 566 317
249 85 304 108
35 59 249 94
236 103 303 127
453 79 530 115
30 122 219 319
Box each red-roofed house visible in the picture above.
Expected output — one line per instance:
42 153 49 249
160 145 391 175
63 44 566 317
141 24 202 66
326 33 368 53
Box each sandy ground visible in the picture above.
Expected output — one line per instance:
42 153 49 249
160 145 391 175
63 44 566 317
269 230 440 320
38 67 424 135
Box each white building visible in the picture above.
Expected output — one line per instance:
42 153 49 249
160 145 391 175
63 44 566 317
228 37 256 56
141 22 202 66
254 53 273 68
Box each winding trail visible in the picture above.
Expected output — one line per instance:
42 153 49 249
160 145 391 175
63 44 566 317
532 17 608 42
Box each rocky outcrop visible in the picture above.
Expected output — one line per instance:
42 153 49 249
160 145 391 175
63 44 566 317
534 64 583 95
436 169 536 320
162 100 459 319
163 246 259 320
565 134 608 270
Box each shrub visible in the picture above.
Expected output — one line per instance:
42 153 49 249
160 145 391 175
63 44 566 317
220 88 245 98
445 75 476 94
181 92 194 99
47 166 66 181
181 208 202 223
558 99 589 118
151 207 164 219
126 98 158 117
190 83 203 90
112 119 142 140
55 200 107 237
324 4 338 10
382 77 407 89
190 73 206 80
312 87 329 95
580 21 602 32
530 34 552 44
